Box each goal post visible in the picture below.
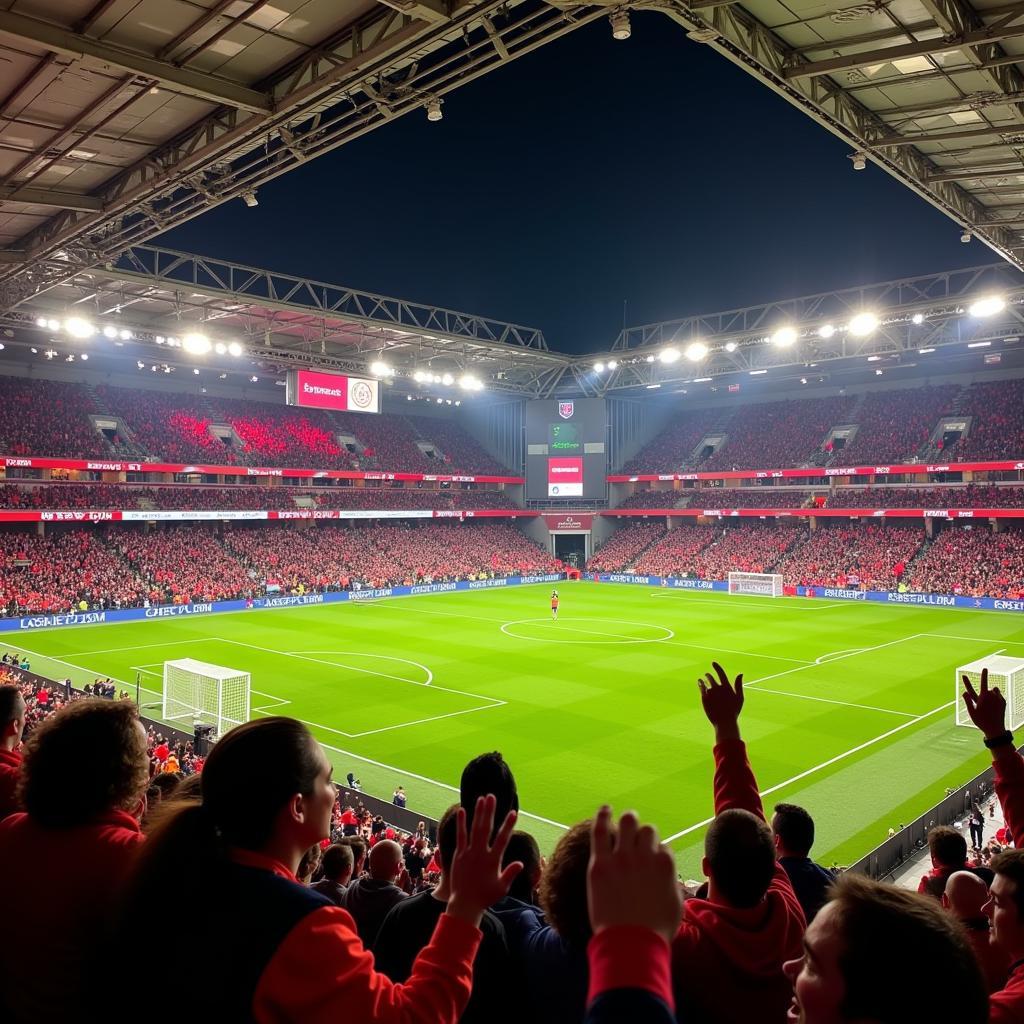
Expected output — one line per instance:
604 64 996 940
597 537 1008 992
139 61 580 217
728 571 784 597
956 655 1024 731
162 658 250 736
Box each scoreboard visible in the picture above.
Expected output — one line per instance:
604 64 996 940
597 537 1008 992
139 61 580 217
526 399 606 501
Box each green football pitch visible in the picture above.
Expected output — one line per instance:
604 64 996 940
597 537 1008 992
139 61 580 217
4 582 1022 874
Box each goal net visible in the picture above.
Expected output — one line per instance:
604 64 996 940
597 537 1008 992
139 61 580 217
956 655 1024 731
728 572 784 598
162 658 250 736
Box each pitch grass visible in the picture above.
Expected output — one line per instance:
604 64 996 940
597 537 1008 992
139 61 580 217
5 581 1022 875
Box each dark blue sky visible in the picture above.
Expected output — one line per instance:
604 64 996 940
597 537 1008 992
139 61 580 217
159 13 991 354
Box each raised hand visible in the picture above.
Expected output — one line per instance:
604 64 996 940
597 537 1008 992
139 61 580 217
698 662 744 741
446 795 522 927
587 806 681 946
962 667 1008 742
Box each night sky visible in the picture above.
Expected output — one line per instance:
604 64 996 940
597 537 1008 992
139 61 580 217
158 13 993 354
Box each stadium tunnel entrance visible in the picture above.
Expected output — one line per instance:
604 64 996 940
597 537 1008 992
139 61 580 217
553 532 587 568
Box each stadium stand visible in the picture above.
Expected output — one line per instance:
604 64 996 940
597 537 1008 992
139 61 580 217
406 415 507 475
111 526 254 604
946 379 1024 461
702 396 856 471
0 482 517 512
224 521 557 589
908 526 1024 599
0 379 111 459
828 385 961 465
0 382 510 475
685 488 819 509
773 524 926 591
622 410 723 473
613 490 693 509
632 525 717 577
0 530 146 614
586 522 667 571
825 485 1024 509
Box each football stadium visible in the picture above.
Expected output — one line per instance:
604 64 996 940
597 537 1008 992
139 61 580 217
1 1 1024 1022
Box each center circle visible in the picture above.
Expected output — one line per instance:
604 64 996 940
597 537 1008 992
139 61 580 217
499 617 675 645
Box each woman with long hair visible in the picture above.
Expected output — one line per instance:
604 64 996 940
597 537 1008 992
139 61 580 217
115 717 520 1023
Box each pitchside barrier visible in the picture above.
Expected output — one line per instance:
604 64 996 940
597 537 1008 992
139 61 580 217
0 573 567 633
586 574 1024 614
846 754 1013 881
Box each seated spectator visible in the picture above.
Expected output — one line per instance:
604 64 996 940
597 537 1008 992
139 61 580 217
297 843 322 884
313 843 355 906
783 872 988 1022
116 716 521 1023
342 838 410 948
374 804 511 1023
338 835 368 879
0 701 148 1022
771 803 835 923
943 870 1009 993
671 663 805 1024
919 825 992 898
501 830 543 908
0 684 25 820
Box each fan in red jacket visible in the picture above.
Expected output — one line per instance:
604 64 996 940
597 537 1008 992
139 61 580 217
114 717 523 1024
671 663 806 1024
0 700 149 1023
961 668 1024 1024
0 684 26 820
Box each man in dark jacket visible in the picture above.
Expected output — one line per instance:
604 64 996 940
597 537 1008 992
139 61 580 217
341 838 407 947
771 802 835 922
374 805 511 1022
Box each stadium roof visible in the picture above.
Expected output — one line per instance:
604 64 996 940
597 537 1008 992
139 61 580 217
3 0 1024 305
3 0 1024 398
0 0 606 308
5 245 1024 398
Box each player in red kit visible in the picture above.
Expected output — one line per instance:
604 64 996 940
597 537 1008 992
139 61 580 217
550 590 559 619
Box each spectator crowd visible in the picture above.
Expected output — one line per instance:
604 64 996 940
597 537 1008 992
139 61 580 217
0 657 1020 1023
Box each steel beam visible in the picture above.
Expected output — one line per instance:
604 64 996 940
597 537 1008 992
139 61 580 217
0 10 274 113
0 186 102 211
783 23 1024 81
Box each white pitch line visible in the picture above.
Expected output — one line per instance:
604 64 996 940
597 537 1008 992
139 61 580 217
746 686 917 718
744 633 924 689
649 592 847 611
366 602 809 665
662 700 955 844
311 735 569 832
918 633 1024 646
216 638 499 705
280 700 510 739
62 638 210 657
815 649 865 665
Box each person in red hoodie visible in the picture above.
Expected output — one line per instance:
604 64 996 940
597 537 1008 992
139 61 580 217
961 667 1024 1022
0 684 26 819
0 699 149 1023
114 716 522 1024
671 662 806 1024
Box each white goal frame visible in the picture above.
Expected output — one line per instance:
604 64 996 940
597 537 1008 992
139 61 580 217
162 658 251 737
956 655 1024 731
728 572 784 598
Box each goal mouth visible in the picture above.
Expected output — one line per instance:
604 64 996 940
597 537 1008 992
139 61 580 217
162 658 251 737
956 654 1024 731
727 572 784 598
